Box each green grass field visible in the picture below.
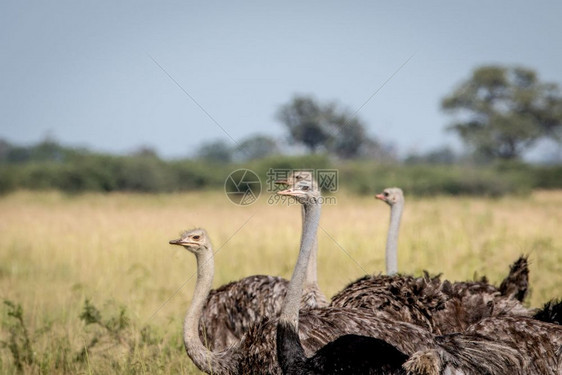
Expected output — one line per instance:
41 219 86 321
1 190 561 374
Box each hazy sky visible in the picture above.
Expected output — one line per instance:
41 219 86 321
2 1 561 159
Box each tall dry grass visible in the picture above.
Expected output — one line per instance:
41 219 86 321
0 190 561 373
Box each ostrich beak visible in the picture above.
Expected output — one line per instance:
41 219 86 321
169 239 183 245
375 193 385 200
277 188 295 196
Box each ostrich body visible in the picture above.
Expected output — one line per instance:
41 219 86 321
331 273 445 333
200 275 289 349
331 187 531 334
170 228 437 375
273 179 560 374
405 316 562 375
429 262 531 334
464 316 562 374
194 172 327 350
198 274 323 352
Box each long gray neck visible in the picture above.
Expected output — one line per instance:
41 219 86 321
301 206 319 291
183 249 231 374
385 201 403 275
280 200 321 329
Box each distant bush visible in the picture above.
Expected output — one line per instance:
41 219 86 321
532 165 562 189
249 153 331 179
0 166 17 194
335 161 533 197
169 159 231 190
1 139 561 196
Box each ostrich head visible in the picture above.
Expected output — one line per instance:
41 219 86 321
274 170 314 186
277 179 320 204
375 187 404 207
169 228 211 255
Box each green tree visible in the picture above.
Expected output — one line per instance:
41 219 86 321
276 95 373 158
442 65 562 160
196 139 233 162
276 96 332 153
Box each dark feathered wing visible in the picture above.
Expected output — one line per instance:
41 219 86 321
305 334 408 375
199 275 327 350
466 316 562 374
199 275 288 350
432 279 531 334
236 307 435 375
330 274 446 333
533 298 562 325
330 257 532 335
498 255 529 302
405 316 562 375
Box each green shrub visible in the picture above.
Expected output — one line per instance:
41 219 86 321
1 142 561 196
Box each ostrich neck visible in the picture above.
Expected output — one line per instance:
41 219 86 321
301 206 319 291
280 201 321 329
183 249 231 374
385 201 403 275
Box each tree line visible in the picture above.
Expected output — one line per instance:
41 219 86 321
197 64 562 163
1 64 562 196
2 137 562 196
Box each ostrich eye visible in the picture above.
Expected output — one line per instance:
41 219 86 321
192 235 200 240
384 191 389 197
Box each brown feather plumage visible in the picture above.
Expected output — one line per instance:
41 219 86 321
405 316 562 375
236 307 435 374
498 255 529 302
235 310 562 375
331 256 531 334
330 273 446 333
199 275 327 350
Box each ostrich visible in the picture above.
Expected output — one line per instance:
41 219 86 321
374 187 404 275
375 186 529 302
275 180 561 374
170 181 449 374
169 226 438 375
330 187 531 334
276 180 409 374
190 172 327 351
169 188 557 374
330 187 444 332
274 170 327 308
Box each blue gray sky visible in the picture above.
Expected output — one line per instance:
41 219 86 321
2 1 561 159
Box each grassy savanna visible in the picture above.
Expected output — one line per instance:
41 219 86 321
1 190 561 374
